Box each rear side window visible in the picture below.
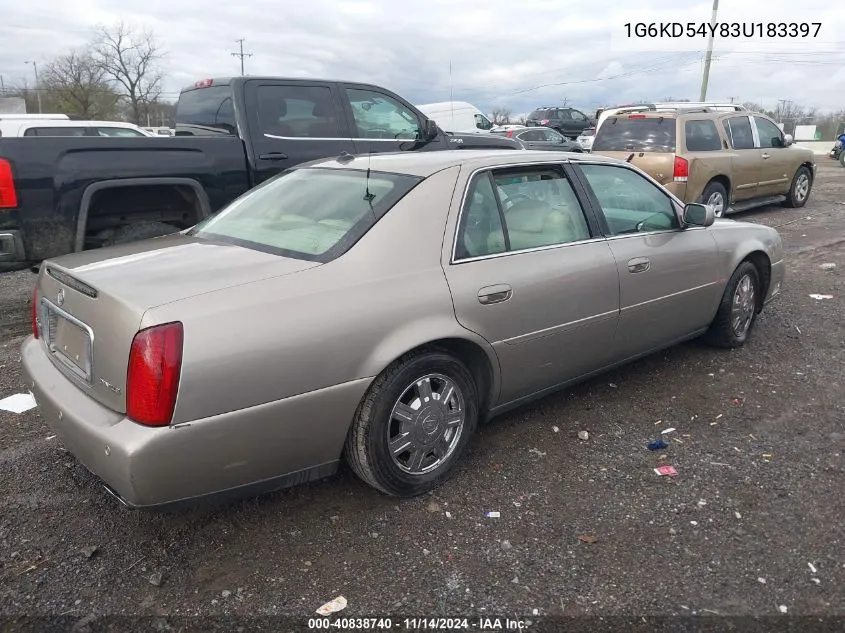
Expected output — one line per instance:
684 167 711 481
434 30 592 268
189 168 422 262
175 85 236 136
528 109 550 120
592 117 677 152
256 85 341 138
23 127 88 137
723 116 754 150
684 119 722 151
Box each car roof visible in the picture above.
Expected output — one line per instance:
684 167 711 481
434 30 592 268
301 149 622 177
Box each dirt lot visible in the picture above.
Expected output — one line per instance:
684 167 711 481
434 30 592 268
1 162 843 630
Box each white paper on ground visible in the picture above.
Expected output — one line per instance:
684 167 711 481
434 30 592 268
0 392 37 414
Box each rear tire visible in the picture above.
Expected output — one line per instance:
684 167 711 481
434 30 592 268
344 350 478 497
704 261 761 349
781 166 812 208
104 221 177 246
700 181 728 217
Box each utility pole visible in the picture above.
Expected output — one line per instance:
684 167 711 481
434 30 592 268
25 60 42 113
698 0 719 101
729 96 737 103
777 99 789 122
231 38 253 76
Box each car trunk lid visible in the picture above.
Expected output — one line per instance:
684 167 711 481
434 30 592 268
34 235 320 413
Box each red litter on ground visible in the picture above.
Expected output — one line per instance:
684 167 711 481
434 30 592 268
654 465 678 477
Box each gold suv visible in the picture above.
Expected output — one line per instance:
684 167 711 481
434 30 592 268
590 107 816 216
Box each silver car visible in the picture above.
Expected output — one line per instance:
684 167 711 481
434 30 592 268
22 150 785 508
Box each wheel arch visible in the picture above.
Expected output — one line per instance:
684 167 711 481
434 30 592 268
741 250 772 312
700 174 732 203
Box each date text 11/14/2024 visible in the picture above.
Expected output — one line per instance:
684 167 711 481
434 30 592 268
307 617 530 630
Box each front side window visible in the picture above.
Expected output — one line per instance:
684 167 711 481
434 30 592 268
517 129 543 142
684 119 722 152
571 110 587 121
541 128 564 142
455 167 591 260
579 164 679 235
474 113 493 130
189 168 422 262
754 116 784 148
346 89 421 140
723 116 754 150
256 85 341 138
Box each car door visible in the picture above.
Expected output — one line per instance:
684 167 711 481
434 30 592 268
721 115 759 201
752 115 794 197
242 79 355 185
515 129 544 148
569 109 590 137
573 162 723 361
340 85 443 155
442 162 620 405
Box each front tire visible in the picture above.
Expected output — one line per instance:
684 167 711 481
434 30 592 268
344 350 479 497
704 261 761 348
782 166 812 208
700 181 728 217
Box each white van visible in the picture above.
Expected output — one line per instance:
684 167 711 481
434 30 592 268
0 119 153 138
416 101 494 134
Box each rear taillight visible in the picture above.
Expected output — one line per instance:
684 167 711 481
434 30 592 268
0 159 18 208
193 78 213 89
673 156 689 182
540 119 550 125
31 286 39 339
506 130 514 138
628 114 646 119
126 322 183 426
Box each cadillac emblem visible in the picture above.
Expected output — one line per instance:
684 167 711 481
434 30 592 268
56 289 65 306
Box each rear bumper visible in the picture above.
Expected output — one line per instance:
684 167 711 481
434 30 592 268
21 336 370 508
663 182 688 201
764 259 786 305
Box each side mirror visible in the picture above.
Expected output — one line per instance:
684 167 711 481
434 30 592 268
683 202 715 227
782 133 793 147
423 119 439 141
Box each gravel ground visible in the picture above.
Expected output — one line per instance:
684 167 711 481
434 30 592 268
1 162 843 629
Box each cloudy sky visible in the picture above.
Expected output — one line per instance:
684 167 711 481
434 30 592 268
2 0 844 116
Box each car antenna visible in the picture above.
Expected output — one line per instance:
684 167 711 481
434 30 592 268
363 144 376 216
626 153 635 162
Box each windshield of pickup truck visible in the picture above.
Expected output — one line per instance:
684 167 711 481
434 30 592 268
188 168 423 262
175 86 236 135
592 116 677 153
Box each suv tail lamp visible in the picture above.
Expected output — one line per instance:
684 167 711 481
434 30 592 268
126 322 184 426
506 130 514 138
31 286 39 339
193 78 214 89
540 119 550 125
673 156 689 182
0 158 18 208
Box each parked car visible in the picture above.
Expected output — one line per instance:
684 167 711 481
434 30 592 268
0 76 518 273
590 107 816 216
23 149 785 508
416 101 494 134
576 127 596 151
0 119 153 138
492 125 582 152
595 103 746 134
524 106 594 139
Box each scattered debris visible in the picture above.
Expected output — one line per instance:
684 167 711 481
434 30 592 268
758 577 766 584
731 397 744 406
552 425 560 433
778 605 788 614
80 545 98 559
762 453 774 459
316 596 347 616
812 578 821 585
577 534 598 544
485 511 501 518
528 448 546 457
148 572 164 587
608 383 618 388
0 392 37 414
697 499 707 508
370 532 379 538
735 511 742 519
661 427 676 435
45 435 56 440
808 562 817 574
710 462 730 467
444 512 452 519
690 521 698 526
819 263 836 271
733 447 742 453
669 527 676 535
221 590 232 598
577 430 589 441
501 540 512 551
795 325 802 334
654 465 678 477
715 414 723 420
426 501 441 513
511 576 519 584
647 439 668 451
809 294 833 300
422 548 430 555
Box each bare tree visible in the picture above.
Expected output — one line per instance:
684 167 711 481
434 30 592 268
491 108 512 125
41 49 120 119
92 22 164 124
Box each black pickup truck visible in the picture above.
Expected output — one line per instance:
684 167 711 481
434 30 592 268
0 76 519 272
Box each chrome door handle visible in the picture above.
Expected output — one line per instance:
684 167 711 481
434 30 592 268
478 284 513 305
627 257 650 273
761 153 770 159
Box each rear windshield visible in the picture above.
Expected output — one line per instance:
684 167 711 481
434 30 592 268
188 168 423 262
528 109 551 120
175 85 236 136
592 116 677 152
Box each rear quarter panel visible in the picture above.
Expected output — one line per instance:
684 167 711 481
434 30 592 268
708 220 783 293
686 153 735 202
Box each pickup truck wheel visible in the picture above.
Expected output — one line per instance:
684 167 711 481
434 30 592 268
782 166 812 208
104 222 178 246
344 350 478 497
700 181 728 217
704 261 761 349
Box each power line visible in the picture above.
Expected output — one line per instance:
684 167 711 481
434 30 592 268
230 38 252 76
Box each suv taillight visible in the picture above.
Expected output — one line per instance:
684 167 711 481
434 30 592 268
126 322 183 426
540 119 550 125
0 159 18 208
31 286 39 339
673 156 689 182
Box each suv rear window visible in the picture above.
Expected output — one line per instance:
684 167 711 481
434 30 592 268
189 168 423 262
528 109 552 119
592 117 676 152
175 85 236 136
